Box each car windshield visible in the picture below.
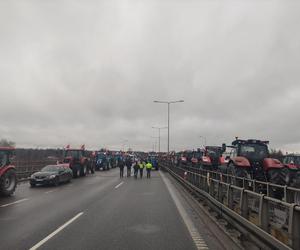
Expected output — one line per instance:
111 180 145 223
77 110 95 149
41 165 60 172
239 144 268 160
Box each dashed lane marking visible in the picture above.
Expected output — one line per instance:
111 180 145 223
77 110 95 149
45 190 56 194
0 198 29 208
29 212 84 250
114 182 124 189
160 171 209 250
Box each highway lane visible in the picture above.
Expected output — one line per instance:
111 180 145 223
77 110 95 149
0 168 226 250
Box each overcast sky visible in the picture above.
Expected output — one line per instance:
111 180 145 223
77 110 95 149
0 0 300 152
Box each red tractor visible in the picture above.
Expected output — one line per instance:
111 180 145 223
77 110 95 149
200 145 227 170
175 150 203 167
224 139 286 185
0 147 17 196
282 154 300 188
60 145 94 178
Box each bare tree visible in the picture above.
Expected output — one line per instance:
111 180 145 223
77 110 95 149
0 139 16 147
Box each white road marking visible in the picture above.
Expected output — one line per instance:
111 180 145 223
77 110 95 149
0 198 29 208
115 182 124 189
160 171 209 250
45 190 56 194
29 212 84 250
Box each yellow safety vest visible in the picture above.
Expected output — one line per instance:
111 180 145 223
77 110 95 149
146 163 152 169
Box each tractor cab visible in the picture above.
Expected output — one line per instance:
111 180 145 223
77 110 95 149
231 139 270 179
191 149 204 165
226 139 284 184
0 147 14 167
200 145 227 170
283 154 300 170
60 145 93 178
233 139 269 162
63 149 84 164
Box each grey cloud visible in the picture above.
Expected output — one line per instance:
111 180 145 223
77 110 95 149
0 0 300 152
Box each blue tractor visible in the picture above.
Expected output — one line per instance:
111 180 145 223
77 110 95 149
149 154 159 171
95 152 110 171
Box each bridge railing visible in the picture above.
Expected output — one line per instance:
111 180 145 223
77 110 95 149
180 165 300 205
162 163 300 250
13 160 57 180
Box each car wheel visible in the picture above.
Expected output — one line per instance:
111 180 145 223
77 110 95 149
30 182 36 188
54 177 59 186
66 174 72 183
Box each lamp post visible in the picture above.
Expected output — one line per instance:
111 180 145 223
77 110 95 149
152 126 168 153
153 100 184 154
122 140 128 151
150 136 159 152
199 136 207 147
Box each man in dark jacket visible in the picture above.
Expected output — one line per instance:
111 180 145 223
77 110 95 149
133 160 139 179
118 156 125 178
125 156 132 177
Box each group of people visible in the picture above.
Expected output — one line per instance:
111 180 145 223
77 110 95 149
117 156 153 179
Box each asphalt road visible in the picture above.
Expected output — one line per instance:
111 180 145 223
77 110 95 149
0 168 227 250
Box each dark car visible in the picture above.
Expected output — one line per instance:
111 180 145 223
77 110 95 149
30 165 73 187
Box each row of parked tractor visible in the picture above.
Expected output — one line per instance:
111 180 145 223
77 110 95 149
172 138 300 189
0 146 129 197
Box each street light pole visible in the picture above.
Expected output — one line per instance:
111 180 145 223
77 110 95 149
168 103 170 153
122 139 128 151
154 100 184 155
199 136 207 147
150 136 159 152
152 126 168 153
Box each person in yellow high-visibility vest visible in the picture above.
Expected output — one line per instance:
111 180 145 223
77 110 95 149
138 161 144 178
146 161 152 178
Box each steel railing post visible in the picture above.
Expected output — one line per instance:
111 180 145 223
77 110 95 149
258 195 269 232
240 189 248 218
290 206 300 249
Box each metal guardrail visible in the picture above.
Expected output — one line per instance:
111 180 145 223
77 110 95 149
182 165 300 205
162 163 300 250
14 160 57 181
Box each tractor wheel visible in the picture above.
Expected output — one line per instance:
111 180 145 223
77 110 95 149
267 168 288 200
227 163 249 187
294 191 300 205
72 165 80 178
80 164 87 177
267 168 287 186
290 171 300 188
0 169 17 196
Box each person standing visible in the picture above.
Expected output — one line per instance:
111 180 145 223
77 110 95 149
139 161 144 178
125 156 132 177
133 160 139 179
118 156 125 178
146 161 152 179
